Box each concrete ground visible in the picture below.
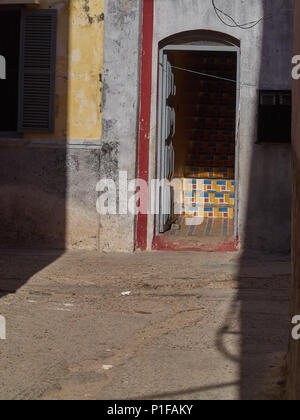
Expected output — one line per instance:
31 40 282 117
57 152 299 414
0 250 290 400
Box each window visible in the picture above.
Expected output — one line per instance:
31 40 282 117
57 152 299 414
0 9 20 133
0 7 57 135
257 90 291 143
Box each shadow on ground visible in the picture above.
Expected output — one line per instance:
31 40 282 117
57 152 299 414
0 2 70 299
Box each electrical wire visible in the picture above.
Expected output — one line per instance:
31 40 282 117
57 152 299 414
211 0 273 30
159 63 257 87
169 64 236 83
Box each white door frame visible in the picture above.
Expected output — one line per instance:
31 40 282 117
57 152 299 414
156 44 240 237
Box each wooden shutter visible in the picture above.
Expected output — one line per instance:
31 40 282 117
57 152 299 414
18 9 57 133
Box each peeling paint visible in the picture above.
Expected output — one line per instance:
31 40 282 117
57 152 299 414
26 0 104 141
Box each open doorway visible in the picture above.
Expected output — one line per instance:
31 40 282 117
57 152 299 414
155 45 239 247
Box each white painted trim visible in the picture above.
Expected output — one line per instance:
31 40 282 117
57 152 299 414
0 1 39 4
162 45 239 53
234 50 241 237
155 44 240 238
0 137 103 149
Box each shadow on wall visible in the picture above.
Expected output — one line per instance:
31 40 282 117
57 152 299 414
286 0 300 401
243 0 292 253
0 1 70 299
220 0 292 400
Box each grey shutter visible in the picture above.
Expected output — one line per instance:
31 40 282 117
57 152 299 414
18 9 57 133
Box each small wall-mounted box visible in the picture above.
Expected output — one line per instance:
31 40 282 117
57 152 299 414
257 90 291 144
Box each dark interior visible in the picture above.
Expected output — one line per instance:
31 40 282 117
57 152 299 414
0 10 20 133
164 49 237 237
169 50 237 180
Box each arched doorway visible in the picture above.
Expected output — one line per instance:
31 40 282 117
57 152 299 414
154 31 240 249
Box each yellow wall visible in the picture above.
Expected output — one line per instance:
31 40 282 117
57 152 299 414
28 0 104 140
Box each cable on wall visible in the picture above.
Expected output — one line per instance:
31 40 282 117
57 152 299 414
211 0 273 30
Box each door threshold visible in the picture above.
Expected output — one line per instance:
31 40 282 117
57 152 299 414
152 234 239 252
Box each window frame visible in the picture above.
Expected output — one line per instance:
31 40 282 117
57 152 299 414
0 4 23 137
0 5 57 137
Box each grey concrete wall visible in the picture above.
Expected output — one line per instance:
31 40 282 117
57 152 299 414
101 0 141 252
286 0 300 400
0 138 107 250
147 0 292 252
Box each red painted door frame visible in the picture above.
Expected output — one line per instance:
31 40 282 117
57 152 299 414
136 0 154 250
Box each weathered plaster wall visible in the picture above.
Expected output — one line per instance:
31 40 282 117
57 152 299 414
0 0 292 252
0 0 105 250
147 0 292 252
100 0 141 252
25 0 104 140
0 137 119 250
286 0 300 400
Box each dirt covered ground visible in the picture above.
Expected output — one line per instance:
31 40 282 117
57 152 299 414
0 250 290 400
